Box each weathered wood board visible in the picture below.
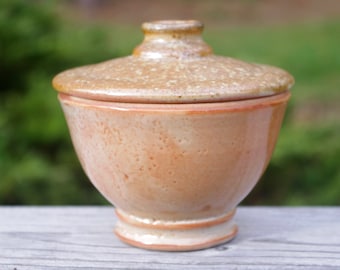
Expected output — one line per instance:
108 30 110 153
0 207 339 269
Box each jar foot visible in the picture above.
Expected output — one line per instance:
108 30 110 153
114 208 238 251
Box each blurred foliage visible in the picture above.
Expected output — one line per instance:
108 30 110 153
0 0 339 205
0 0 116 204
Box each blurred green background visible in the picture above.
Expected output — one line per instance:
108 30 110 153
1 0 339 205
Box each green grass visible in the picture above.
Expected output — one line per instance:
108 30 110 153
1 0 339 205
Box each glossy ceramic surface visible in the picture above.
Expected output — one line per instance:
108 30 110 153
53 20 293 104
53 20 293 251
58 91 290 250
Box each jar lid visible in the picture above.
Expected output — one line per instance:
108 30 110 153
53 20 294 104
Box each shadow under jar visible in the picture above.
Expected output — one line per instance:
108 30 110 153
52 20 294 251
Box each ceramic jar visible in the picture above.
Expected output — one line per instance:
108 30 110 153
52 20 294 251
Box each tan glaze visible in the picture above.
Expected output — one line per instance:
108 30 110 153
53 20 294 251
58 91 290 250
52 21 294 104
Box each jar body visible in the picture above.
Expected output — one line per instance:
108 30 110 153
58 91 290 250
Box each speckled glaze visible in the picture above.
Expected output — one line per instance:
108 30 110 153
53 21 293 104
53 20 294 251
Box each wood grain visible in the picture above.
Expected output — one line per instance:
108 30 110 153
0 206 339 269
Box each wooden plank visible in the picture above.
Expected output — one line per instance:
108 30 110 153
0 206 339 269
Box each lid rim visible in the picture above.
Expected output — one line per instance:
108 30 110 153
54 85 292 104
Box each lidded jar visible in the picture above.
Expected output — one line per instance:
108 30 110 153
53 20 294 251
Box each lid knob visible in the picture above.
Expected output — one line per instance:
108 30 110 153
133 20 213 59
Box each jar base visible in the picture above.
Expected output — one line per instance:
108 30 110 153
114 208 238 251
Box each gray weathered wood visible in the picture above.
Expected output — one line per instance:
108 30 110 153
0 206 339 269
